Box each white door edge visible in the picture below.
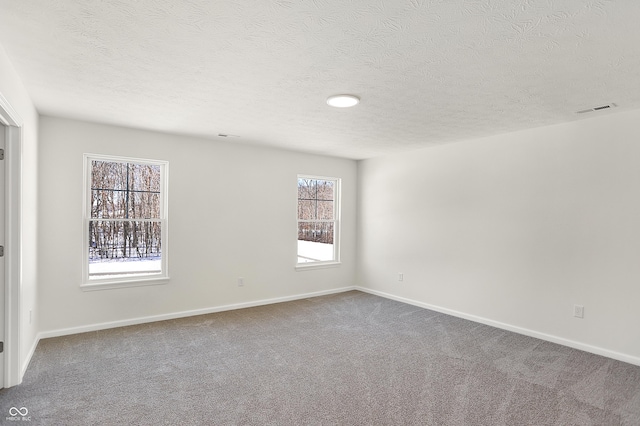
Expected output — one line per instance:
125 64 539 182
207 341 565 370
0 91 24 388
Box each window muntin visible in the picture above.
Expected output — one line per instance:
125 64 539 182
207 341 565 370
83 154 168 288
297 176 340 266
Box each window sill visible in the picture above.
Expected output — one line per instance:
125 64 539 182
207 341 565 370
295 262 341 271
81 276 170 291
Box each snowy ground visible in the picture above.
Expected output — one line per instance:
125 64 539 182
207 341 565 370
297 240 333 263
89 257 161 277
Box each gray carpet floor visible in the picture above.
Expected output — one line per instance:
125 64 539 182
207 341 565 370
1 290 639 425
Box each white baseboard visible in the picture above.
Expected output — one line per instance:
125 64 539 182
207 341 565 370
26 284 638 379
355 286 640 367
21 333 40 379
38 286 356 340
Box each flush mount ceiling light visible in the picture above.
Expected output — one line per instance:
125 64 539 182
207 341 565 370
326 94 360 108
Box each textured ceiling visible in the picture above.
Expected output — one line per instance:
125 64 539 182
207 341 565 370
1 0 640 159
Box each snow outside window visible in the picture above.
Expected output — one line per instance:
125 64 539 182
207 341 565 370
82 154 169 290
297 175 340 268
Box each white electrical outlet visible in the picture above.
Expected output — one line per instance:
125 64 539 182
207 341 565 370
238 277 244 287
398 273 403 282
574 305 584 318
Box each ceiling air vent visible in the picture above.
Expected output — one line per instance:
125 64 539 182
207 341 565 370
576 103 617 114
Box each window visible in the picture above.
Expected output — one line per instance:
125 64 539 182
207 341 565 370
297 175 340 267
82 154 168 289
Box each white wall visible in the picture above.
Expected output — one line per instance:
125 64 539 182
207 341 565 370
0 44 39 373
358 108 640 364
38 116 357 333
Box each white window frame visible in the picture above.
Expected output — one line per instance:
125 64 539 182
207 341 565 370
81 153 169 291
296 174 341 270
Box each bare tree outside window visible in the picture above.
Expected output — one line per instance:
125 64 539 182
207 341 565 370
297 176 340 264
85 156 167 282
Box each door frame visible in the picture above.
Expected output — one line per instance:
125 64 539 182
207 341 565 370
0 92 23 388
